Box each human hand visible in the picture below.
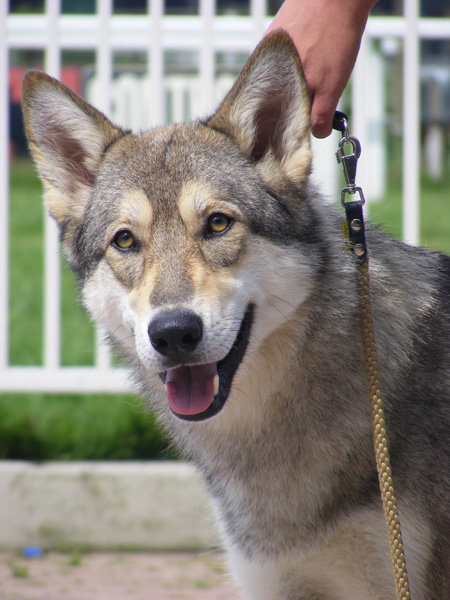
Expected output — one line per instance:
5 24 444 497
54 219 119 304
266 0 377 137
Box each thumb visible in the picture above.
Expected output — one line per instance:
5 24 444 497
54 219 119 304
310 92 340 138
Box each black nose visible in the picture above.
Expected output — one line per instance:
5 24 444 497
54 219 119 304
148 309 203 357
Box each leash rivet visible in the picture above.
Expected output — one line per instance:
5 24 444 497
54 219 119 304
353 244 366 257
350 218 362 232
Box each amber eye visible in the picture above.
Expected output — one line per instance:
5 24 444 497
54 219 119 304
207 213 233 236
112 230 136 250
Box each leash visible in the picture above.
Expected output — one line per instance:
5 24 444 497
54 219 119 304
333 111 411 600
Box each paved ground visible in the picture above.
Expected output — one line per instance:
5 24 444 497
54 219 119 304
0 551 242 600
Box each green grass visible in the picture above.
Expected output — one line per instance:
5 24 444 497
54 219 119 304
11 564 29 579
2 149 449 460
0 393 175 461
9 158 95 366
66 548 83 567
5 157 175 461
368 137 450 254
369 175 450 255
9 158 44 365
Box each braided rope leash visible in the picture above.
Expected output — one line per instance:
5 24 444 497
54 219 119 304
333 111 411 600
356 261 411 600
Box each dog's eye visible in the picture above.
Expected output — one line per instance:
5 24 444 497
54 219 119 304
112 230 136 250
206 213 233 236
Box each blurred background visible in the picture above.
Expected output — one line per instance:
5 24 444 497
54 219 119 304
1 0 449 463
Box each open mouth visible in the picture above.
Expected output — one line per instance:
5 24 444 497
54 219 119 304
163 304 254 422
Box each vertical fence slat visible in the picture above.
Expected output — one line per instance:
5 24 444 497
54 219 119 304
402 0 420 245
96 0 113 115
149 0 164 126
3 9 449 392
45 0 61 77
43 217 61 369
43 0 61 369
0 0 9 370
94 0 113 368
250 0 266 42
199 0 215 116
95 327 112 369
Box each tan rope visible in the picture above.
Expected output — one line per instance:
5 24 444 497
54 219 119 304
334 109 411 597
356 259 411 600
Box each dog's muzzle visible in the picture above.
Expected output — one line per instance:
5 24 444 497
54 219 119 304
149 305 254 421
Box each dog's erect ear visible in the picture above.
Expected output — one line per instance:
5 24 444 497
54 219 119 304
206 31 311 188
22 71 126 228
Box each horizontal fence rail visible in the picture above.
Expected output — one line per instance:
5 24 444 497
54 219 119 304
1 2 450 393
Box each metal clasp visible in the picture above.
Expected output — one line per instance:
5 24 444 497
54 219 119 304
340 185 366 209
336 135 361 192
333 111 368 264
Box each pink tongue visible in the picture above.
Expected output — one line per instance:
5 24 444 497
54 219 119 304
166 363 218 416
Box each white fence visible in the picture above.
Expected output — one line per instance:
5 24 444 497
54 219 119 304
1 1 449 393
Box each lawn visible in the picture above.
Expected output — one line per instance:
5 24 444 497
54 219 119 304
2 150 449 460
4 158 174 460
8 158 94 366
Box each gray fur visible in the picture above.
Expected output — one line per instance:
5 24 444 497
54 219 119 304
23 31 448 599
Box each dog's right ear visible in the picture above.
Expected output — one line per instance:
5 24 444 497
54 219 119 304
22 71 126 231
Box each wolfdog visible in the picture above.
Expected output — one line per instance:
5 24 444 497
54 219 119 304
22 31 448 599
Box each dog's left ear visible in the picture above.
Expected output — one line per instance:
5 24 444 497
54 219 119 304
207 30 311 188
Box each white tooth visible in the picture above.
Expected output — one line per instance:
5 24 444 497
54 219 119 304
213 375 219 396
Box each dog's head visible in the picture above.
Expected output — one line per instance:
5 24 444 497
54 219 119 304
22 32 320 422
